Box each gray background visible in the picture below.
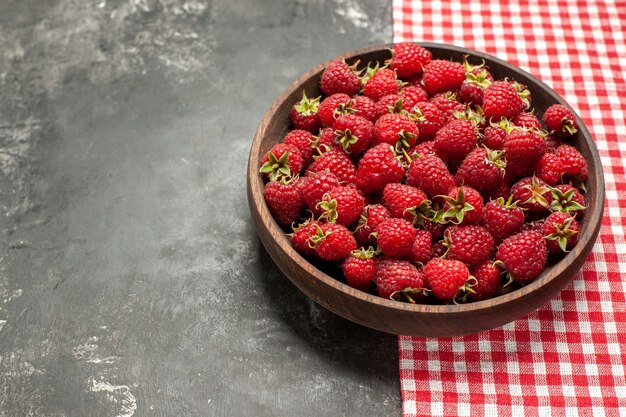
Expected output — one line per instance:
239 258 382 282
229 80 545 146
0 1 400 416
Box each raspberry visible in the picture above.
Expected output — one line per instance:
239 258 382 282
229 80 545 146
320 60 362 97
541 212 580 253
264 178 303 227
260 143 303 181
354 204 390 246
469 261 502 301
376 218 418 258
496 231 547 283
407 154 455 198
443 225 494 267
543 104 578 137
383 183 428 222
355 144 405 195
318 93 352 127
332 114 374 155
376 259 425 300
317 185 365 226
424 258 472 302
390 42 432 78
422 60 466 95
373 113 419 148
481 197 525 241
342 247 378 291
363 68 399 101
314 223 357 261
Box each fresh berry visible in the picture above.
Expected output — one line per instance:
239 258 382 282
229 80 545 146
383 183 429 222
439 186 484 225
407 154 455 198
363 68 399 101
406 229 433 264
264 177 304 227
375 259 425 301
510 176 552 213
424 258 473 302
422 60 466 95
408 101 446 141
469 261 502 301
300 170 341 214
549 184 586 215
556 144 588 182
260 143 303 181
496 231 547 283
543 104 578 136
355 143 405 194
314 127 342 152
535 152 563 186
504 128 546 178
373 113 419 148
423 218 447 241
317 185 365 226
351 95 377 122
430 92 464 121
376 218 418 258
512 111 541 130
459 60 493 105
342 247 378 291
374 94 407 120
481 197 525 241
443 225 494 267
483 124 509 150
314 223 357 261
318 93 352 127
408 140 436 158
542 212 580 253
482 81 525 121
332 114 374 154
354 204 390 245
434 119 478 165
390 42 432 78
284 129 316 166
307 149 357 184
291 219 321 257
320 60 362 97
290 91 322 132
401 85 429 106
456 147 506 192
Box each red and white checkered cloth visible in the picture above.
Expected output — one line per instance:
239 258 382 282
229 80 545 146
393 1 626 416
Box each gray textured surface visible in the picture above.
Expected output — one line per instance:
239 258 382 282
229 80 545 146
0 1 399 416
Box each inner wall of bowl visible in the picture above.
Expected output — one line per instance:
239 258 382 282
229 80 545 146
255 44 600 312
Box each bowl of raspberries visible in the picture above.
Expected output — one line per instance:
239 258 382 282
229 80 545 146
247 43 604 337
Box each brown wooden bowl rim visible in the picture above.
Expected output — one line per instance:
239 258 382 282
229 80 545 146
247 42 605 316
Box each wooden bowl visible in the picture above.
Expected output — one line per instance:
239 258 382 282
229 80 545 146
247 43 604 337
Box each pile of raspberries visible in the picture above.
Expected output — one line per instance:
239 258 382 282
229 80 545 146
260 42 587 304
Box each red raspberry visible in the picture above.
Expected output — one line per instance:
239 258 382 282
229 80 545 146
376 259 425 300
549 184 586 216
373 113 419 148
512 111 541 130
264 178 304 227
444 225 494 267
355 144 405 194
409 101 446 142
342 248 378 292
424 258 472 302
390 42 432 78
290 91 322 132
458 64 493 105
260 143 303 181
318 93 352 127
318 185 365 226
332 114 374 155
481 197 525 241
307 149 357 185
422 60 466 95
504 129 546 178
407 154 455 198
543 104 578 137
408 140 436 158
483 125 508 150
291 219 321 257
456 147 506 192
320 60 361 97
376 218 418 258
300 170 341 214
283 129 316 166
315 223 357 261
363 68 399 102
406 229 433 265
354 204 391 245
469 261 502 301
314 127 342 152
483 81 525 121
496 231 547 284
434 119 478 165
535 152 564 186
441 186 484 225
510 176 552 213
541 212 580 253
430 92 464 121
383 183 428 222
401 85 429 107
555 144 588 181
351 95 377 123
374 94 407 120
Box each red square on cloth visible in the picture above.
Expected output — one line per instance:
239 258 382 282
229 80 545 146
393 1 626 415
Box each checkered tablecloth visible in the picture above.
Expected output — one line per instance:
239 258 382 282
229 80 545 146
393 1 626 416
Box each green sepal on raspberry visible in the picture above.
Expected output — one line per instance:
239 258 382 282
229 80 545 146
453 275 478 304
403 199 435 226
390 286 430 304
334 128 359 152
396 129 417 151
293 90 321 116
549 186 586 213
453 105 485 126
521 176 552 209
350 245 380 260
463 56 492 88
436 186 475 225
259 149 293 181
489 117 517 134
317 196 339 223
511 80 531 109
543 215 579 252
